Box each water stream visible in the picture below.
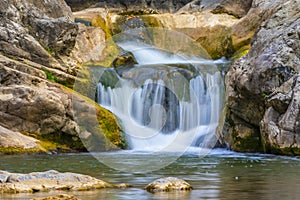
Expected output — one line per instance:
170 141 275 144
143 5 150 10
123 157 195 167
1 150 300 200
96 41 225 153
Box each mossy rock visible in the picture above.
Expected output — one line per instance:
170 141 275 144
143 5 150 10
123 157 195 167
0 146 42 154
91 15 111 38
68 87 127 151
264 144 300 156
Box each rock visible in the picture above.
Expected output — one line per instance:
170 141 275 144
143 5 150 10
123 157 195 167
0 170 111 193
145 177 192 192
222 0 300 154
106 11 238 59
0 125 40 151
211 0 253 18
179 0 252 18
27 17 78 56
0 0 125 153
70 23 106 63
66 0 193 13
31 194 81 200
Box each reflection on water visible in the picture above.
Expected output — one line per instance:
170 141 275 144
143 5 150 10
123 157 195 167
1 149 300 200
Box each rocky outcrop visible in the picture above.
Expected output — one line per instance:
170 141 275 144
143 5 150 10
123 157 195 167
145 177 192 192
222 0 300 154
0 0 125 152
0 170 111 193
75 8 239 59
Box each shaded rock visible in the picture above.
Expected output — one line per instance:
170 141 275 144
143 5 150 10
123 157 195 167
0 170 110 193
145 177 192 192
211 0 253 18
222 0 300 154
66 0 193 13
31 194 81 200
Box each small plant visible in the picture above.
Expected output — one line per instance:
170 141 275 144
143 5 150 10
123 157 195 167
262 93 269 99
43 70 58 83
44 46 55 56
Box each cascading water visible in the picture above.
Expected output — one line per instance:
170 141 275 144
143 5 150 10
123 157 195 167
96 41 226 152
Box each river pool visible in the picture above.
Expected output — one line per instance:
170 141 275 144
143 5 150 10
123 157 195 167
1 149 300 200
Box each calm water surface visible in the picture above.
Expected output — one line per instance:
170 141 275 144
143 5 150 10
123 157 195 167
1 149 300 200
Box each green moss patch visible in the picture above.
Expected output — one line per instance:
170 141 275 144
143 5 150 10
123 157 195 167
0 146 42 154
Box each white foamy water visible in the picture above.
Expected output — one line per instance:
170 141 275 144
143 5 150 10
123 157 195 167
97 42 225 152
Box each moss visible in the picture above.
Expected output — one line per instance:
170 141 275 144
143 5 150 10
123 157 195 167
0 147 42 154
96 104 127 149
140 15 161 28
37 135 84 152
91 15 111 38
61 86 127 150
231 128 263 152
44 46 55 56
231 45 250 60
265 145 300 156
43 69 59 83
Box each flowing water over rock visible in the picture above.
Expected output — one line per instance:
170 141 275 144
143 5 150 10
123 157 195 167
96 41 226 152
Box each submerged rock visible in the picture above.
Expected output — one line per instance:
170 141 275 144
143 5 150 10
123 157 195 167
145 177 192 192
0 170 111 193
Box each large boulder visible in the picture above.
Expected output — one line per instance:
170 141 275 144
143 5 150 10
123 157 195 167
222 0 300 154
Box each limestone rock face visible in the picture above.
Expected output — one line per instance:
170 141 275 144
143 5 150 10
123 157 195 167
145 177 192 192
222 0 300 154
0 0 125 152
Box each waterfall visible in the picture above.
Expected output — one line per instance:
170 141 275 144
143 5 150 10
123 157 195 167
97 41 225 152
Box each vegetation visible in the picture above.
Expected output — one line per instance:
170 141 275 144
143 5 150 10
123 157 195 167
43 69 59 83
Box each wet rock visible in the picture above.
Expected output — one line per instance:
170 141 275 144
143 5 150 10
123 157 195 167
145 177 192 192
0 170 111 193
